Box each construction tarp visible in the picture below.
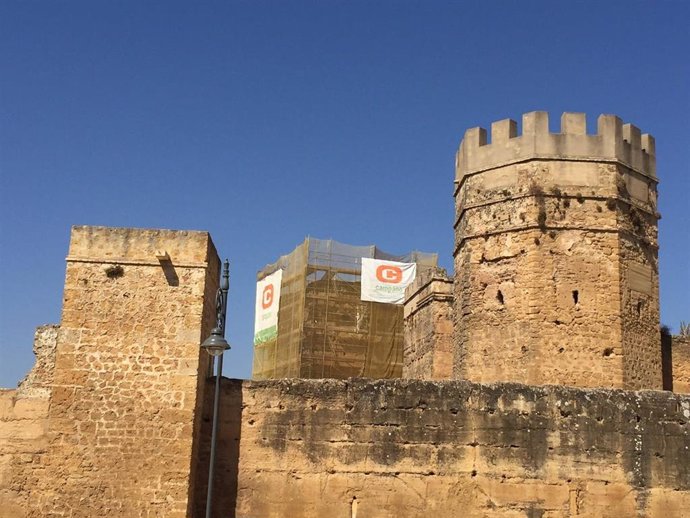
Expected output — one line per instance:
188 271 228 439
251 238 437 380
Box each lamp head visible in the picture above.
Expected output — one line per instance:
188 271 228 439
201 327 230 357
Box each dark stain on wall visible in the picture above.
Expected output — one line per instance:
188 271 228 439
254 379 689 490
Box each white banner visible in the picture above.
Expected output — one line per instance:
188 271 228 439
361 258 417 305
254 269 283 345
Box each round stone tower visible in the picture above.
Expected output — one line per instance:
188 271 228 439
453 112 660 390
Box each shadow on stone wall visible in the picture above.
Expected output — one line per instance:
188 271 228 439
194 377 243 518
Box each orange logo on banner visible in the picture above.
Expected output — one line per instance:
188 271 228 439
262 284 274 309
376 265 403 284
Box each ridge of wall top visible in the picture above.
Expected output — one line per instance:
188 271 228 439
66 225 215 266
456 112 656 181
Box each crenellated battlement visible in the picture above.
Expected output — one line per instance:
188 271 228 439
455 112 656 181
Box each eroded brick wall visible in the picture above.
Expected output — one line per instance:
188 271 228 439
209 378 690 518
0 326 57 518
403 268 454 379
0 392 50 518
23 226 220 518
454 112 661 390
672 336 690 393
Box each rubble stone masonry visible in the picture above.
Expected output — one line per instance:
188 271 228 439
1 226 220 518
454 112 661 390
0 326 57 518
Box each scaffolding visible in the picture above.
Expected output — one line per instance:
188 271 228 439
252 238 438 379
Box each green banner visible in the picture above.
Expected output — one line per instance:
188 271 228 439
254 325 277 345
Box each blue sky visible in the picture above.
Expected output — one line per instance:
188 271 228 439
1 1 688 386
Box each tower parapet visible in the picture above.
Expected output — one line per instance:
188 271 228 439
456 112 655 182
453 112 660 390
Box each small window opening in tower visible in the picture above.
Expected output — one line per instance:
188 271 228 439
572 290 579 305
497 290 504 305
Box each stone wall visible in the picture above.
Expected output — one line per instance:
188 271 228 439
403 268 454 379
208 378 690 518
0 392 50 518
454 112 661 390
0 326 57 518
672 336 690 394
16 325 59 398
8 226 221 518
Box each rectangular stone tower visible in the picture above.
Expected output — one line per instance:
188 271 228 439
454 112 660 390
33 226 220 517
403 267 454 380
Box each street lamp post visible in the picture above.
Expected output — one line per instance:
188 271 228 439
200 259 230 518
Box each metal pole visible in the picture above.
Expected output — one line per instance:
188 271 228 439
205 353 223 518
205 260 229 518
219 260 229 336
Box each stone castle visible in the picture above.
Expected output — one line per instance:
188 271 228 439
1 112 689 517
